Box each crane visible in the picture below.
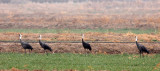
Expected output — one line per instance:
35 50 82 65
39 35 53 54
19 34 33 54
82 34 92 54
135 36 149 57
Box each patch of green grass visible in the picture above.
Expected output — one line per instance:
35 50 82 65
0 28 157 34
108 28 157 34
152 39 158 42
0 53 159 71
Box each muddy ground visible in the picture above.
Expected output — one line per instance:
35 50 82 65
0 42 160 54
0 1 160 54
0 32 160 54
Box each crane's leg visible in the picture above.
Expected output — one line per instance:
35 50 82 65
142 53 144 57
47 52 48 56
29 49 30 55
44 50 46 54
52 51 54 54
31 49 32 53
139 51 142 58
46 50 48 56
139 53 141 58
44 50 48 55
87 49 89 54
25 49 26 54
29 49 31 54
90 50 92 54
84 49 86 56
85 49 88 56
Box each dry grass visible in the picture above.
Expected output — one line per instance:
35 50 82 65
0 32 160 42
0 2 160 29
0 14 160 29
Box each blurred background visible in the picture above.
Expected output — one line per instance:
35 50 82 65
0 0 160 53
0 0 159 29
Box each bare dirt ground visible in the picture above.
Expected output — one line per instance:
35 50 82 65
0 32 160 54
0 41 160 54
0 1 160 54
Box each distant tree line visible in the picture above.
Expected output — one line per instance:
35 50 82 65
31 0 69 3
0 0 11 3
0 0 154 3
0 0 89 3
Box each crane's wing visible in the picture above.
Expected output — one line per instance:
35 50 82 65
141 46 149 53
83 42 92 51
21 41 33 49
44 43 52 51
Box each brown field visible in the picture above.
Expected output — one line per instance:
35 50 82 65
0 32 160 54
1 40 160 54
0 1 160 29
0 1 160 54
0 14 160 29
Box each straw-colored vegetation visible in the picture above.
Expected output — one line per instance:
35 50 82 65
0 31 160 42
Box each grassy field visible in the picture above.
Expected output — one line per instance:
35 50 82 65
0 53 159 71
0 29 157 34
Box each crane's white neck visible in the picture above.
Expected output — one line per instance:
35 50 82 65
82 34 84 39
39 35 42 40
136 36 138 41
19 34 22 39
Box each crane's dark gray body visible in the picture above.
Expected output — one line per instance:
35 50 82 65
39 40 52 52
82 39 92 51
136 41 149 54
20 39 33 50
135 36 149 57
19 35 33 54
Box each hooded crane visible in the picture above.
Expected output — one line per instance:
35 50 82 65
19 34 33 54
39 35 53 54
82 34 92 53
135 36 149 57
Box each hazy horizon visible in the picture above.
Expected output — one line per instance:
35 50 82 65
0 0 159 15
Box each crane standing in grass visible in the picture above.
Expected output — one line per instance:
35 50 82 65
82 34 92 53
19 34 33 54
135 36 149 57
39 35 53 54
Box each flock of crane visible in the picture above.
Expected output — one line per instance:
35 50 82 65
19 34 149 57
